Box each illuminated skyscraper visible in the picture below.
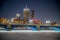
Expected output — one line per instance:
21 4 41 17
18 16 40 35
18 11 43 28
23 5 30 24
23 5 29 18
30 10 34 19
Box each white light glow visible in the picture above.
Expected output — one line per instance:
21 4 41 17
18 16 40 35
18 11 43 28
11 18 14 22
23 8 29 11
0 30 60 32
16 13 20 17
46 20 51 23
29 19 34 23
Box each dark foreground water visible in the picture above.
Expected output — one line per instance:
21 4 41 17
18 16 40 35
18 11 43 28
0 32 60 40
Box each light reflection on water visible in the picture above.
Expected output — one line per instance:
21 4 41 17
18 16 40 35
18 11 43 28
0 26 60 32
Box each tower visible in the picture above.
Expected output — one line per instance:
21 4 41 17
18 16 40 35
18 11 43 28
30 10 34 20
23 5 29 24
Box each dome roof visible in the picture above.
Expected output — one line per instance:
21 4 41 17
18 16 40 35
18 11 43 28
23 5 29 11
23 8 29 11
16 13 20 17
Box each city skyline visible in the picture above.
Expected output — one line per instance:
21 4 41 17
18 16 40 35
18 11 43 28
0 0 60 24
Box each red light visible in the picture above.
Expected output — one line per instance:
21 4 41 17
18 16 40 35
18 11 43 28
34 19 39 24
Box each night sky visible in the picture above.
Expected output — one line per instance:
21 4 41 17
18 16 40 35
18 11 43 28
0 0 60 24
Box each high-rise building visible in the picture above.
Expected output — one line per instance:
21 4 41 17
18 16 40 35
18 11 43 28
11 13 21 24
23 5 30 24
30 10 34 20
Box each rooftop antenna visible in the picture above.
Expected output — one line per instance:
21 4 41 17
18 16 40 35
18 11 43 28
26 4 27 8
25 0 28 8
